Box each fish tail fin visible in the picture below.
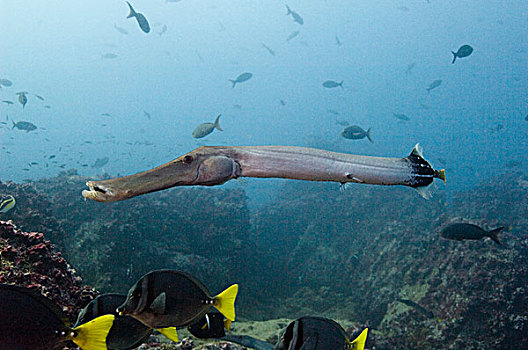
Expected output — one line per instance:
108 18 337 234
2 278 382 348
214 114 223 131
348 328 368 350
285 4 292 15
488 226 504 245
426 87 431 93
229 79 236 88
126 1 136 18
157 327 179 342
224 319 232 331
408 144 444 199
451 51 457 64
12 121 15 129
435 169 446 184
71 314 114 350
366 128 373 143
214 284 238 321
339 80 344 88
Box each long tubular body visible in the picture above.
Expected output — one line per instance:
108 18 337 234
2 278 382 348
82 144 445 202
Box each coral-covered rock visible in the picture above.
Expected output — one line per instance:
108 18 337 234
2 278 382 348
0 220 98 322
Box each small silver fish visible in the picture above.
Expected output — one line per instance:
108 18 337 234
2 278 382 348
192 114 223 138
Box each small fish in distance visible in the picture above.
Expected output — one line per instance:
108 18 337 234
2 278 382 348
229 72 252 88
285 5 304 25
323 80 343 89
192 114 223 138
12 120 37 132
341 125 373 143
426 79 442 93
451 44 473 64
126 1 150 33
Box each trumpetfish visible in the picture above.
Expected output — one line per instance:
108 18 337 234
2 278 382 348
82 144 445 202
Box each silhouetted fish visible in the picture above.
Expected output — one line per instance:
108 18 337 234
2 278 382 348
12 120 37 132
285 5 304 25
323 80 343 89
229 72 253 88
0 78 13 87
341 125 373 143
126 1 150 33
262 43 276 56
451 44 473 64
440 223 503 245
393 113 410 121
426 79 442 93
16 91 28 108
286 30 300 42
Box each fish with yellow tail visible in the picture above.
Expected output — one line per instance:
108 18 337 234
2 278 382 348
117 270 238 329
275 317 368 350
0 284 114 350
76 293 179 349
222 316 368 350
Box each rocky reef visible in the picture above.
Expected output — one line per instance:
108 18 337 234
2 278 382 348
251 173 528 349
1 169 527 349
